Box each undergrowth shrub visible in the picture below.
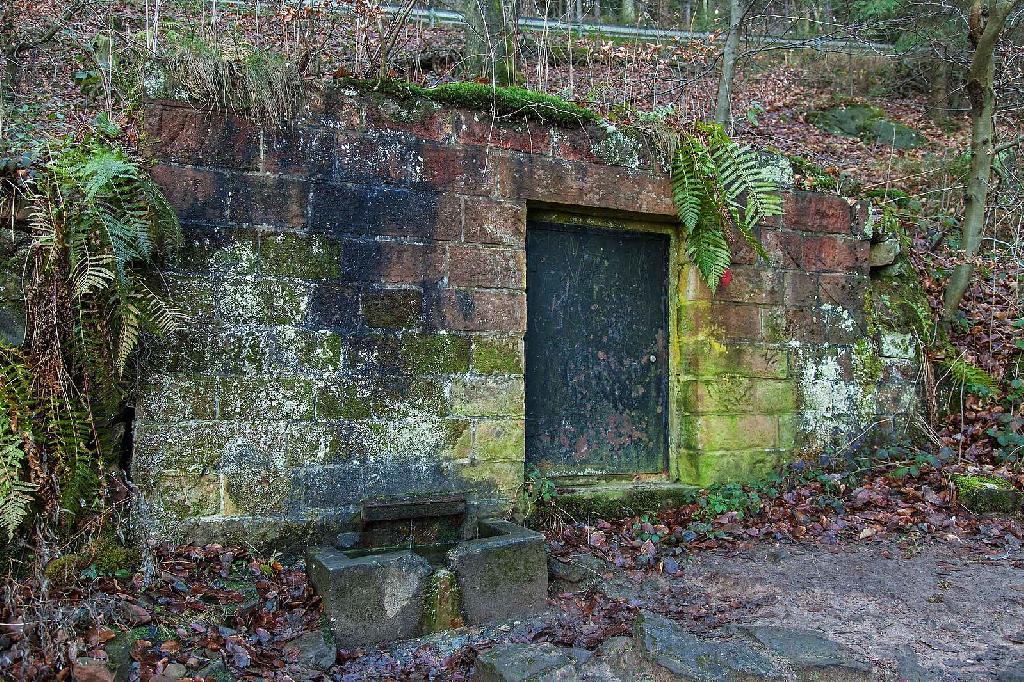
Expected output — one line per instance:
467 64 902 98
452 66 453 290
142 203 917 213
0 118 181 540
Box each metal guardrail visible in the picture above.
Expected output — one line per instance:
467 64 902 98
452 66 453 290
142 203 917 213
218 0 895 54
390 4 895 53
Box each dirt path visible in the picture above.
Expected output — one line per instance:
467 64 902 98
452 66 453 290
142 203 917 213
587 539 1024 680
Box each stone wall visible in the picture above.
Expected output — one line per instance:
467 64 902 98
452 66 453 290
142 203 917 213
137 89 918 543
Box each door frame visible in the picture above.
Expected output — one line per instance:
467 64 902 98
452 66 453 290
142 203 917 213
525 206 682 485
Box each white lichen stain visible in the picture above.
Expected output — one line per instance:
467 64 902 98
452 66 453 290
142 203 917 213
793 347 868 451
818 303 856 333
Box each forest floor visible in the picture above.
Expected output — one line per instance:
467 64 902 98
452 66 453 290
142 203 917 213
327 534 1024 681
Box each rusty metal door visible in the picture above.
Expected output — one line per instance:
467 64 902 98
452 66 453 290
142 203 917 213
525 221 669 477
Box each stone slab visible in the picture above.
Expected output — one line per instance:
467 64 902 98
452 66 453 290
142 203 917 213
634 611 784 680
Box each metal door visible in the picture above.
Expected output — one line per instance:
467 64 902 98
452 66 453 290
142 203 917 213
525 221 669 476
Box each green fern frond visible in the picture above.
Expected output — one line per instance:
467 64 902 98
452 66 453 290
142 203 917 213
670 123 782 289
686 215 731 289
941 357 998 394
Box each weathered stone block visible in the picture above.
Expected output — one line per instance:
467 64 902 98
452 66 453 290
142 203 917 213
679 342 788 380
379 242 445 285
463 198 527 246
309 182 461 241
802 235 870 273
688 415 780 451
217 376 315 420
435 290 526 333
634 611 783 680
783 270 817 307
314 381 371 420
471 336 524 375
690 378 797 415
474 420 526 463
346 334 468 376
218 277 311 327
784 191 855 235
682 302 761 340
260 124 336 177
150 164 229 223
879 331 916 359
141 473 222 521
304 283 361 331
450 520 547 625
713 267 781 305
952 474 1023 514
473 643 579 682
761 229 803 269
459 461 525 496
164 275 218 323
146 104 260 170
361 288 423 329
819 273 868 311
228 174 308 228
257 232 344 279
736 625 872 680
448 245 526 289
454 111 553 153
307 548 433 648
452 376 525 417
137 375 220 421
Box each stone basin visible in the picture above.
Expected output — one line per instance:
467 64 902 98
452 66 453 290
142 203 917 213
308 515 547 648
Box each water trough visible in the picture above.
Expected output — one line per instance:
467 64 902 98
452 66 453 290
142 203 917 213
307 496 548 647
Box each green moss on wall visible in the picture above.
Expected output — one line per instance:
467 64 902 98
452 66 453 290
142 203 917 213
471 337 523 375
340 78 599 126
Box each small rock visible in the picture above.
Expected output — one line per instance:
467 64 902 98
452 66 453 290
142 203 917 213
548 554 607 587
120 602 153 625
736 625 872 680
197 660 235 682
870 239 900 268
953 474 1023 514
73 657 115 682
162 662 188 679
893 647 931 682
634 611 784 680
473 642 581 681
289 629 337 669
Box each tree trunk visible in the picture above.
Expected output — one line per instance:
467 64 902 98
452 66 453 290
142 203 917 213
714 0 745 126
621 0 637 23
926 49 950 126
463 0 513 84
941 0 1021 323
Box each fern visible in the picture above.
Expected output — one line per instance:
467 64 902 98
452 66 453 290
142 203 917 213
0 123 182 539
0 347 38 538
942 357 998 395
671 123 783 289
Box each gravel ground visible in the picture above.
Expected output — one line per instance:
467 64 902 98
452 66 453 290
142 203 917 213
608 538 1024 680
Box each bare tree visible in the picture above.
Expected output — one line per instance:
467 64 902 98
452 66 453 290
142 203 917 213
714 0 752 125
941 0 1024 324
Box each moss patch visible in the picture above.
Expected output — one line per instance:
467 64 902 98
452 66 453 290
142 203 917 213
471 337 523 375
952 474 1022 514
340 78 599 126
